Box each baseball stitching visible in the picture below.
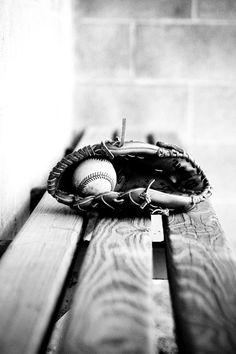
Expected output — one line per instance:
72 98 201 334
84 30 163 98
79 172 116 193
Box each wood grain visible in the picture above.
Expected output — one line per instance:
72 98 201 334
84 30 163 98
0 127 113 354
0 196 83 354
59 216 155 354
165 200 236 354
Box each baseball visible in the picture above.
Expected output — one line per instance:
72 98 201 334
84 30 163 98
72 158 117 197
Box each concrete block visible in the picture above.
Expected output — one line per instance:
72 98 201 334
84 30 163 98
75 0 191 19
74 84 188 139
192 86 236 143
197 0 236 19
75 24 130 78
134 24 236 80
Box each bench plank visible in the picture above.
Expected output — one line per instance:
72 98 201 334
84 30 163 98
0 196 84 354
165 200 236 353
58 129 158 353
0 127 113 354
59 217 155 354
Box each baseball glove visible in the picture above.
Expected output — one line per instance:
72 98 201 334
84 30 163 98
47 138 212 216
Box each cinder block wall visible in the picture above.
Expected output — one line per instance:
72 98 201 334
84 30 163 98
74 0 236 145
74 0 236 249
0 1 73 241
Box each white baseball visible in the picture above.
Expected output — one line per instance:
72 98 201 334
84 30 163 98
72 158 117 197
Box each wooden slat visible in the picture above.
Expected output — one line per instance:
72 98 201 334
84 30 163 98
58 216 155 354
0 196 83 354
0 127 113 354
165 200 236 353
58 129 157 353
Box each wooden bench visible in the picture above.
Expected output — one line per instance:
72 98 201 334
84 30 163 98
0 127 236 354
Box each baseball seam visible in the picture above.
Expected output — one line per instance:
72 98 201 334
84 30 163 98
79 172 116 193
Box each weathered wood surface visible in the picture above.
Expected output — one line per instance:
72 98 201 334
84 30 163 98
0 196 83 354
165 200 236 354
58 129 158 354
0 127 113 354
58 217 155 354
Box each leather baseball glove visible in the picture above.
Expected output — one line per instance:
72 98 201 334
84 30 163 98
47 138 212 216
